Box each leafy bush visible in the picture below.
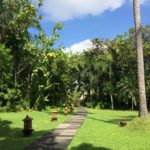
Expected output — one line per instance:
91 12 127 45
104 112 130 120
0 106 10 112
68 91 81 106
94 102 105 109
0 88 23 112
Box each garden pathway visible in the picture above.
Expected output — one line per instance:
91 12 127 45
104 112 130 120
24 107 87 150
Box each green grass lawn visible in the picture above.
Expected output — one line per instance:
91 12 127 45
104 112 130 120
0 109 73 150
67 108 150 150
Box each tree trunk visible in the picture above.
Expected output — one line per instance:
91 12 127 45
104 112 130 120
110 94 114 109
13 49 17 87
90 88 93 108
131 99 134 111
133 0 148 117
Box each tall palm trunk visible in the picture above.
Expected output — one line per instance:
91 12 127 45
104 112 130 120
13 48 17 87
133 0 148 117
109 67 114 110
110 94 114 110
131 99 134 111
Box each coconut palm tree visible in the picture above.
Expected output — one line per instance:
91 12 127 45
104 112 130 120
116 77 137 110
133 0 148 117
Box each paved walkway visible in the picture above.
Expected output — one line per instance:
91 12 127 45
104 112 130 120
24 107 87 150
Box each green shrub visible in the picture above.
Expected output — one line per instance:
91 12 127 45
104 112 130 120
68 91 81 106
94 102 105 109
85 102 91 108
0 106 10 112
45 106 51 112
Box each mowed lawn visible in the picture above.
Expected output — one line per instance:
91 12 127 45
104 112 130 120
0 110 71 150
67 109 150 150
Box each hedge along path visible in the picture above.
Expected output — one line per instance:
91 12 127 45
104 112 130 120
24 107 87 150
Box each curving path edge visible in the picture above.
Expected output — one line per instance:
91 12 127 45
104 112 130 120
24 107 87 150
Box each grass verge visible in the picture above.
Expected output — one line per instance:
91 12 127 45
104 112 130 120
67 108 150 150
0 109 73 150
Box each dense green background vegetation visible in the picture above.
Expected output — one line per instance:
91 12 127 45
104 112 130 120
0 0 150 112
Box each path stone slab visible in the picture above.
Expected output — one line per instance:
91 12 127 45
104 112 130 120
60 129 77 136
24 107 87 150
56 123 71 128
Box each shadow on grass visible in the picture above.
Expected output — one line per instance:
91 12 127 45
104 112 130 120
0 119 49 150
88 115 136 125
70 143 112 150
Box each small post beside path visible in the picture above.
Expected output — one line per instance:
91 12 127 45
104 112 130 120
24 107 87 150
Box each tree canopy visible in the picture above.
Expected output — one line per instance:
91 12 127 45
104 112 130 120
0 0 150 113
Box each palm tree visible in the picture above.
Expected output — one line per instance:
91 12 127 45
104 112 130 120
116 77 137 110
133 0 148 117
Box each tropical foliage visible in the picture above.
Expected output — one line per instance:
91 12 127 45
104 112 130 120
0 0 150 112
